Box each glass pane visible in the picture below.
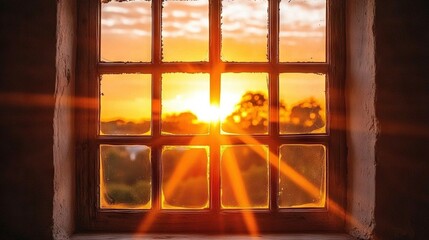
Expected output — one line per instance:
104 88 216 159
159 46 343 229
279 73 326 134
278 144 326 208
279 0 326 62
221 145 269 209
221 0 268 62
162 0 209 62
221 73 269 134
100 145 151 209
100 74 151 135
101 0 151 62
161 146 210 209
162 73 211 135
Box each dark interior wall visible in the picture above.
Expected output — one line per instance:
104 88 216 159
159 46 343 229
374 1 429 239
0 0 57 239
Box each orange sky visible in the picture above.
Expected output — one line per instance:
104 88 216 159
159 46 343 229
99 0 326 123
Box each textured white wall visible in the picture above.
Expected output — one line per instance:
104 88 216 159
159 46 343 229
53 0 76 239
345 0 377 239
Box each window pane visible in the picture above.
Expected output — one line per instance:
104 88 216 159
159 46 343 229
221 0 268 62
100 145 151 209
221 73 269 135
221 145 269 209
161 146 210 209
279 73 326 134
278 144 326 208
101 0 151 62
279 0 326 62
100 74 151 135
161 73 210 135
162 0 209 62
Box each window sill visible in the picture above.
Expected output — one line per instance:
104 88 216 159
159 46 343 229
72 233 354 240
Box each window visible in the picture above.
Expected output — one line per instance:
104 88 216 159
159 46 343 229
76 0 345 233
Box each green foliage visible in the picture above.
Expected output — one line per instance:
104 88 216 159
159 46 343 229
161 148 209 208
102 146 151 205
104 180 151 205
221 146 268 207
163 176 208 208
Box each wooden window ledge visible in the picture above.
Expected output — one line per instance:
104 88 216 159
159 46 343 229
72 233 354 240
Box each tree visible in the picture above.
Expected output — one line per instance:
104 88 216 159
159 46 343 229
222 92 269 134
162 111 208 134
222 92 325 134
280 97 325 134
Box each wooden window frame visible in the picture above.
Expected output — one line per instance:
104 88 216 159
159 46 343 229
76 0 346 233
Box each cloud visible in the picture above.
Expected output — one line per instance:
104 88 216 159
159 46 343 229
102 5 130 14
280 0 326 35
221 0 269 39
101 0 151 37
101 0 326 42
162 1 209 40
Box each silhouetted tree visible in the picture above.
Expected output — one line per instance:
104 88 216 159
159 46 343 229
100 119 150 135
162 111 208 134
223 92 325 134
280 97 325 133
222 92 269 134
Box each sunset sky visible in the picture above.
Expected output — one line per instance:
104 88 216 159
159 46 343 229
99 0 326 125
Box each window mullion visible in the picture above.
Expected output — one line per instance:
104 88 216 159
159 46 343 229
83 0 346 231
210 0 221 65
152 0 162 65
269 0 280 212
209 0 222 213
269 0 279 64
151 0 162 211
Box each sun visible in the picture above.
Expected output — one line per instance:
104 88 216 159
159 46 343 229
189 92 242 123
192 104 221 123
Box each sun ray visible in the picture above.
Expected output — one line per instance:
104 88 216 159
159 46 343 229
221 139 260 236
136 135 207 233
231 132 368 233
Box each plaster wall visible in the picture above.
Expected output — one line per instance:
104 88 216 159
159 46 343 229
53 0 76 239
345 0 376 238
